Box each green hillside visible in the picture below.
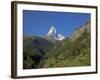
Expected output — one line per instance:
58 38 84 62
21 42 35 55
41 30 90 68
23 21 91 69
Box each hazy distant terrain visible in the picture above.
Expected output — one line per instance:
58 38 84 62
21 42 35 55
23 21 91 69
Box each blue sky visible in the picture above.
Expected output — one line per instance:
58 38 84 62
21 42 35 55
23 10 90 37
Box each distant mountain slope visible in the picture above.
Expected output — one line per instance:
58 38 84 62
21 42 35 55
69 21 90 41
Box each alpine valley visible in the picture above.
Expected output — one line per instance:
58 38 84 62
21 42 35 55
23 21 91 69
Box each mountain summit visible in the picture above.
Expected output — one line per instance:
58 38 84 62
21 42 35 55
47 26 56 35
46 25 65 41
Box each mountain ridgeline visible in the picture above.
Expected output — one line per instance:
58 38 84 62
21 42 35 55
23 21 91 69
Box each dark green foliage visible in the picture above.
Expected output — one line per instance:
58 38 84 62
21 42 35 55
23 36 54 69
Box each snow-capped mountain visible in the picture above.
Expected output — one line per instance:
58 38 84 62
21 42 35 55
47 26 56 35
46 25 65 41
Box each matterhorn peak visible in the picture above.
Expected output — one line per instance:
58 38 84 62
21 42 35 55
47 25 56 35
46 25 65 41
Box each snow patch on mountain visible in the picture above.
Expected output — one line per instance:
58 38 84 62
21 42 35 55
55 34 65 40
